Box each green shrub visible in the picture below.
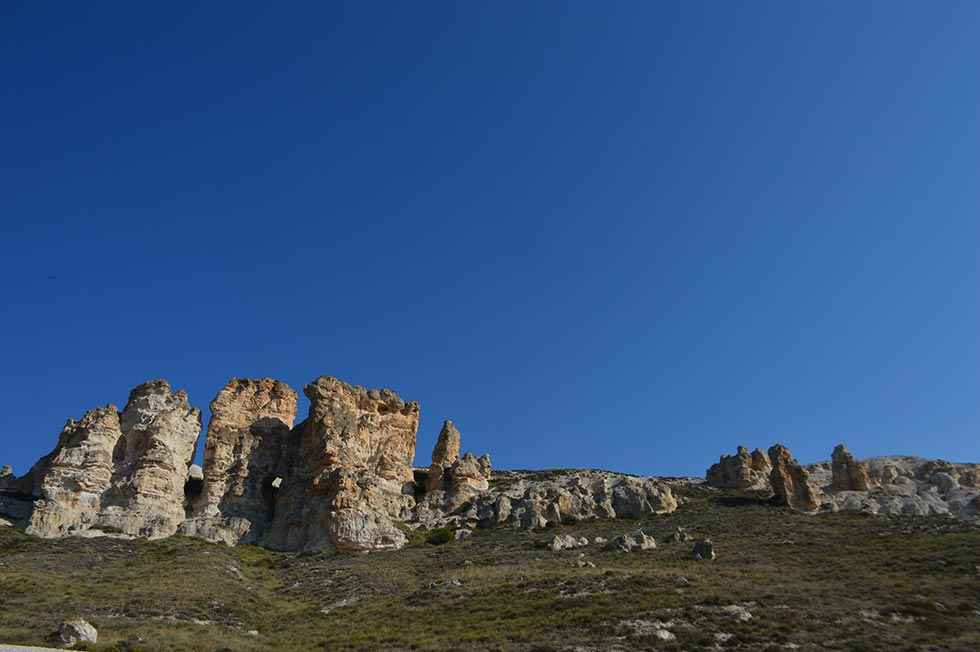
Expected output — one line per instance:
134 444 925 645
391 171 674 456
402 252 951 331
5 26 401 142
426 527 454 546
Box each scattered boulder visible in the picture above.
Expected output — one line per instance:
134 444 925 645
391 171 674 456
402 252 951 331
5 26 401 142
769 444 822 511
706 446 772 490
454 528 473 541
550 534 589 551
831 444 872 491
669 526 692 543
693 538 715 560
719 604 752 621
54 618 97 648
188 463 203 482
608 529 656 552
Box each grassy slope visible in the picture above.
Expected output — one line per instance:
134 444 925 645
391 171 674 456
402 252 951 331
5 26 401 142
0 485 978 651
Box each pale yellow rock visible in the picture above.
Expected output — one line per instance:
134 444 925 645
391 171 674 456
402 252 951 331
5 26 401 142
426 420 461 492
26 380 201 539
263 376 419 552
706 446 772 491
185 378 298 544
768 444 822 511
25 406 123 537
831 444 873 492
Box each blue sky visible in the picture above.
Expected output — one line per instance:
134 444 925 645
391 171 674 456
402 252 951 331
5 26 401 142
2 2 979 476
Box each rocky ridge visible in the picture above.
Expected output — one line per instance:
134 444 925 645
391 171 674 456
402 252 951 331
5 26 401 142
706 443 980 523
0 374 680 553
2 375 977 556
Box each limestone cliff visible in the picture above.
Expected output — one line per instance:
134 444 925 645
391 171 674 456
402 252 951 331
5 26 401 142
262 376 420 552
20 380 201 539
180 378 298 545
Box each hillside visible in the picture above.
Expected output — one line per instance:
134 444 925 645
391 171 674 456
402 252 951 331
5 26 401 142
2 480 978 652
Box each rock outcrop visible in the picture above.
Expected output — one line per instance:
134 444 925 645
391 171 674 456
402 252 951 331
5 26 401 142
609 529 656 552
180 378 298 545
24 405 123 537
412 469 677 531
768 444 822 511
706 446 771 490
55 618 98 648
23 380 201 539
449 452 492 493
831 444 872 491
263 376 419 552
425 420 461 492
807 455 980 522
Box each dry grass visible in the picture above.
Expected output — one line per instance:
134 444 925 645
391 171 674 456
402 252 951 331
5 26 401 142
1 485 978 651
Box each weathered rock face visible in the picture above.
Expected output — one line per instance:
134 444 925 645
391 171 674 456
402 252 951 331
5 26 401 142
24 380 201 539
181 378 297 545
808 455 980 522
768 444 822 511
426 420 461 492
449 452 492 493
97 381 201 537
263 376 419 552
412 469 677 531
831 444 872 492
25 406 123 537
706 446 772 490
55 618 98 647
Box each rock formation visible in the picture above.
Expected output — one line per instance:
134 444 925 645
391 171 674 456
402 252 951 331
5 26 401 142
425 420 461 492
550 533 589 551
705 446 771 490
412 469 677 531
449 452 492 493
180 378 298 545
263 376 419 552
15 372 978 557
831 444 872 491
609 529 656 552
768 444 822 511
54 619 98 648
24 405 123 537
24 380 201 539
98 380 202 537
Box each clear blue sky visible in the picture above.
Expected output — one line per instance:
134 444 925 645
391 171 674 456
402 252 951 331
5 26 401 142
2 2 979 477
